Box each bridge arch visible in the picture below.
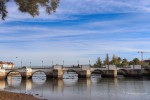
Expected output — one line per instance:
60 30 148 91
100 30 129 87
6 71 22 79
91 69 104 78
66 69 79 73
32 70 47 78
91 69 104 74
117 69 128 75
63 69 79 79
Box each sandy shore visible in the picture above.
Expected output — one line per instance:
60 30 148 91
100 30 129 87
0 91 42 100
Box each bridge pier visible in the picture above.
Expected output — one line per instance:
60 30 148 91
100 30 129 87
142 69 150 76
21 67 33 79
0 69 6 80
102 70 117 78
78 70 91 78
53 69 63 79
114 69 117 78
124 69 142 77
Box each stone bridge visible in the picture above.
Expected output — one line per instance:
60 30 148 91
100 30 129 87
0 65 148 80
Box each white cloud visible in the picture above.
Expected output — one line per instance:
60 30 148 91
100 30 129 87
4 0 150 22
1 0 150 66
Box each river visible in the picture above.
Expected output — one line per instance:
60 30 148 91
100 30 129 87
0 72 150 100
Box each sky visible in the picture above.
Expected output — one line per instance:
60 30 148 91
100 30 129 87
1 0 150 66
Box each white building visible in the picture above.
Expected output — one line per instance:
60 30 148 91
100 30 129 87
0 61 14 69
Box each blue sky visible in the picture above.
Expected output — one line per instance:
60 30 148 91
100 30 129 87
1 0 150 66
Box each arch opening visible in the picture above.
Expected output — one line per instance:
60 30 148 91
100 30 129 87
118 69 128 75
32 71 46 84
6 71 22 87
91 69 104 78
63 70 78 79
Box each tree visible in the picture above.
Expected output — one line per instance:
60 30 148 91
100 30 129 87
110 55 117 65
129 58 141 65
0 0 60 20
121 58 129 66
0 0 8 20
110 55 122 66
133 58 141 65
103 53 109 65
94 57 102 67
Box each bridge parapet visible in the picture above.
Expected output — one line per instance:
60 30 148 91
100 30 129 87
117 65 142 70
107 65 117 70
130 65 141 69
82 65 91 70
91 67 107 71
63 67 81 71
54 65 63 70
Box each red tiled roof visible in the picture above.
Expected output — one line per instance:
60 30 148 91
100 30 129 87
144 60 150 62
0 61 14 65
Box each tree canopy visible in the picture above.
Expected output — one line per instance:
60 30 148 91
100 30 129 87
0 0 60 20
93 54 144 67
103 53 109 65
94 57 102 67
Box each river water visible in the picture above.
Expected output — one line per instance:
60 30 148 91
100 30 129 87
0 72 150 100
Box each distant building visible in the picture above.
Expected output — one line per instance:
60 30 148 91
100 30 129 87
143 60 150 66
0 61 14 69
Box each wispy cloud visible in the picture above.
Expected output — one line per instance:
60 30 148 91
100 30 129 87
1 0 150 66
4 0 150 22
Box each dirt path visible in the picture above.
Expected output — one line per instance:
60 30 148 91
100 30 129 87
0 91 42 100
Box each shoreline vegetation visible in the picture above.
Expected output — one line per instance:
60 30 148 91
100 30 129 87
93 54 150 68
0 90 42 100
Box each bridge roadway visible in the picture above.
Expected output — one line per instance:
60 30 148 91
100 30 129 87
0 65 149 80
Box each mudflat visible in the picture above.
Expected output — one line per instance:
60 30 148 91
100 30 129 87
0 91 42 100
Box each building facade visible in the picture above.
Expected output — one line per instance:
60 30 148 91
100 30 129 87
0 61 14 69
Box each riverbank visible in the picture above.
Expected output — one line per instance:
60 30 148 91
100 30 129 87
0 91 42 100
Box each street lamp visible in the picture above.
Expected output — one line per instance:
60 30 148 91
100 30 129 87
21 61 22 68
63 60 64 66
52 60 53 65
42 61 43 68
30 62 31 67
77 60 79 67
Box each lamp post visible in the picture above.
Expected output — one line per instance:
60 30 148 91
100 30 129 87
21 61 22 68
42 61 43 68
52 60 53 66
63 60 64 66
30 62 31 67
89 60 90 65
77 60 79 67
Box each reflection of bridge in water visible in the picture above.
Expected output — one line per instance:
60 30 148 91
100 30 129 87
1 65 150 80
1 77 150 98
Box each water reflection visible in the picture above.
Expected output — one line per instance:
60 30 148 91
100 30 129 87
0 80 5 90
32 72 46 84
1 76 150 100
